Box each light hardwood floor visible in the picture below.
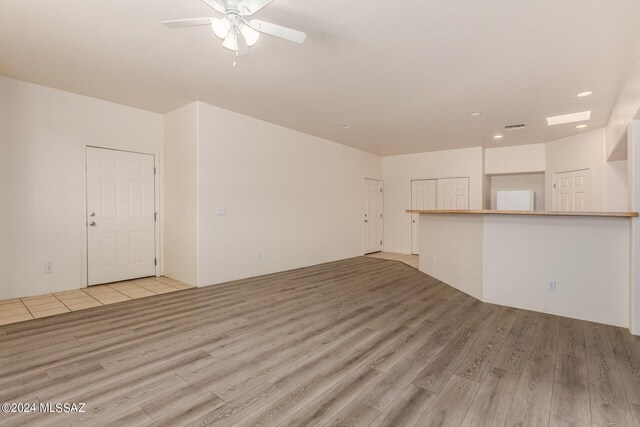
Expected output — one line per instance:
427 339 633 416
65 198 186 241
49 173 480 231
0 277 193 326
1 257 639 426
365 251 419 269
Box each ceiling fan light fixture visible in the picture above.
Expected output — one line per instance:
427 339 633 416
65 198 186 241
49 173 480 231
211 17 231 39
222 31 238 51
164 0 307 57
240 23 260 47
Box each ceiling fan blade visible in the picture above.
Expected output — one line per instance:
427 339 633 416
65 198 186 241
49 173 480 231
162 17 213 28
200 0 226 14
249 19 306 44
236 32 250 56
238 0 276 16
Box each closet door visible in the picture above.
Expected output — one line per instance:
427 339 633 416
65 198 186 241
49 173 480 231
411 180 437 254
437 177 469 210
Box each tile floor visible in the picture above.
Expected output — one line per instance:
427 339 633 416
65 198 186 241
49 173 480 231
0 276 193 326
365 251 419 269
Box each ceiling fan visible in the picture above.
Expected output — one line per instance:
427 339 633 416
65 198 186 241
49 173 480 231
162 0 306 57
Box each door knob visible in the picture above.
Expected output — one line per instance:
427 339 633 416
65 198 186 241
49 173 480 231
89 212 96 217
89 221 97 227
364 220 369 223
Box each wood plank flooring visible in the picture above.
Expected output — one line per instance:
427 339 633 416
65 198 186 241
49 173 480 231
0 257 638 426
365 252 418 269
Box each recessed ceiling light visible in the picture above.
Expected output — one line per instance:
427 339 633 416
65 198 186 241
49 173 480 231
546 110 591 126
576 91 593 98
493 135 503 140
341 124 350 129
576 124 588 129
468 111 482 117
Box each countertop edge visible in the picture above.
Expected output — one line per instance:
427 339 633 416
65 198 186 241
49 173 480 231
405 210 639 218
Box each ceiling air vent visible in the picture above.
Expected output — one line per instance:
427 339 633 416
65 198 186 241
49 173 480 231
504 123 526 131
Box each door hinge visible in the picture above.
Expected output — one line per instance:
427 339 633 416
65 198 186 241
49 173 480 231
380 188 383 192
380 240 383 245
553 183 556 189
380 213 383 218
154 167 157 175
154 258 157 266
154 212 158 221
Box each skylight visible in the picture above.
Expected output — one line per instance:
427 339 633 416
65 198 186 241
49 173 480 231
546 111 591 126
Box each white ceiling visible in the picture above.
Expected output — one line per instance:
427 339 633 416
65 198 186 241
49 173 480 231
1 0 640 156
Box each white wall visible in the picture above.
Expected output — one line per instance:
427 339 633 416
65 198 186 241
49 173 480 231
163 104 198 285
490 173 545 211
545 128 606 211
419 215 484 300
605 160 628 212
484 143 546 175
382 147 484 254
607 37 640 160
0 80 10 299
483 215 629 327
0 76 163 299
195 102 382 286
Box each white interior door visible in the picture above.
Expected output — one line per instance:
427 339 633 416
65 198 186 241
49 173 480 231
553 169 591 212
87 147 156 285
411 179 437 255
364 178 383 254
438 177 469 210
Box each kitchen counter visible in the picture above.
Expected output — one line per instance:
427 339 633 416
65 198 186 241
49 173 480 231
411 209 635 329
406 209 638 217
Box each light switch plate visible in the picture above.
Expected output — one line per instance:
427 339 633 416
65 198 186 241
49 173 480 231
215 208 226 216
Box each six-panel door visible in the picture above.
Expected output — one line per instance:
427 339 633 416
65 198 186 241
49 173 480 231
437 178 469 210
364 178 383 254
554 168 591 212
86 147 156 285
411 179 437 254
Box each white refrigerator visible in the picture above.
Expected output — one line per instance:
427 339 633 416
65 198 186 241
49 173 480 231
496 190 535 211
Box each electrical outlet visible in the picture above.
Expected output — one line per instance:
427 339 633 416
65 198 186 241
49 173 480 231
548 280 557 292
45 263 54 274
